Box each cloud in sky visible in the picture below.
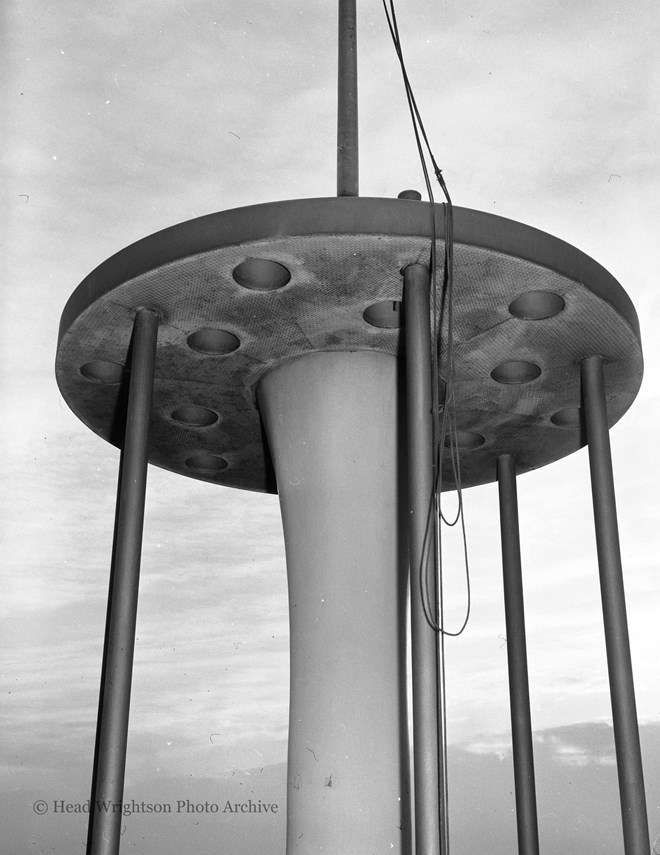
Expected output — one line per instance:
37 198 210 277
5 723 659 854
452 721 660 854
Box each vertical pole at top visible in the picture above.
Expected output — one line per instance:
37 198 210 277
497 454 540 855
581 356 650 855
87 309 159 855
404 263 441 855
337 0 359 196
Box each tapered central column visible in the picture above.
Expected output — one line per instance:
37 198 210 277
258 350 410 854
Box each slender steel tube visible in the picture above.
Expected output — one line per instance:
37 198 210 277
581 356 649 854
337 0 358 196
497 454 540 855
404 263 441 855
87 309 159 855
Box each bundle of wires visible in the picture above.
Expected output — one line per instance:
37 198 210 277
382 1 471 851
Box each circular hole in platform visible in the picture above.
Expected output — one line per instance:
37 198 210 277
445 431 486 450
509 291 565 320
80 360 125 384
232 258 291 291
551 406 582 427
491 360 541 385
184 452 228 473
172 406 218 427
363 300 403 329
187 329 239 354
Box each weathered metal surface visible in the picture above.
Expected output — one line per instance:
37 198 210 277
56 196 643 492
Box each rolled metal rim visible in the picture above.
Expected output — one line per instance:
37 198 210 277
58 197 640 345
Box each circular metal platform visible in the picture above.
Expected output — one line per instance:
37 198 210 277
56 196 643 492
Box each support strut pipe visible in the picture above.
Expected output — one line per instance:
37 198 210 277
404 263 441 855
87 309 159 855
337 0 359 196
581 356 650 855
497 454 540 855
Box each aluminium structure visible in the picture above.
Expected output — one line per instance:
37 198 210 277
55 2 649 853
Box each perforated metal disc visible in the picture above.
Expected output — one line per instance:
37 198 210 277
56 197 643 492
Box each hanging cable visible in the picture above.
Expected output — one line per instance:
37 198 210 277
382 3 473 852
381 0 470 636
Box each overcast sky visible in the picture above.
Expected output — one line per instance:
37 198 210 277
3 0 659 852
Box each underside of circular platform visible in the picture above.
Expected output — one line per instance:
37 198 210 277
55 196 643 492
